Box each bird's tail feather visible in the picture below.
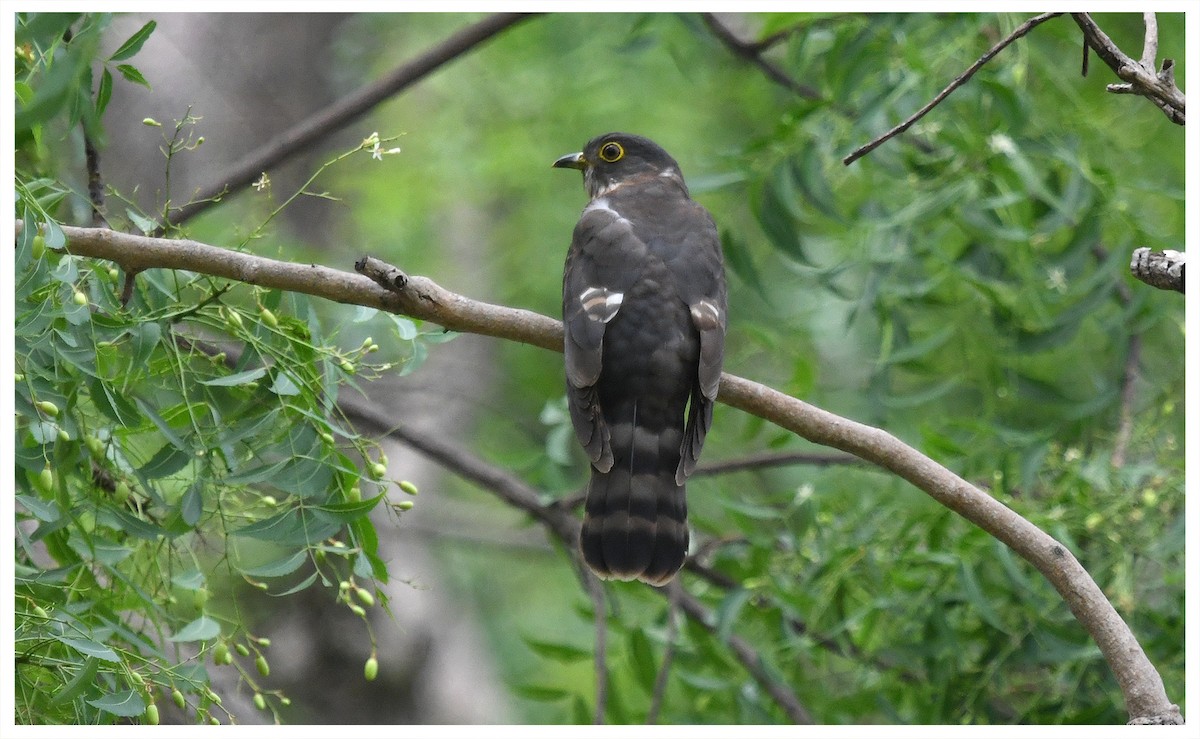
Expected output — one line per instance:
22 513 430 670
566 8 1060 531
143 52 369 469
579 418 688 585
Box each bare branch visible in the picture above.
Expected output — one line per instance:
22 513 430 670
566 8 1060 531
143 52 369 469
1139 12 1159 70
696 449 865 476
1130 248 1186 294
1070 13 1185 125
843 13 1063 165
700 13 826 102
159 13 537 232
33 223 1181 725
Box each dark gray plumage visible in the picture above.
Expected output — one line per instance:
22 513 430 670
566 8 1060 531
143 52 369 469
554 133 727 585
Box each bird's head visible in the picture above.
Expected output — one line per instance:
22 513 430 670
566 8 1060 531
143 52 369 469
553 132 686 199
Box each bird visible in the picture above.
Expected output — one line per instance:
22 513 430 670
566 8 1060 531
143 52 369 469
553 133 727 585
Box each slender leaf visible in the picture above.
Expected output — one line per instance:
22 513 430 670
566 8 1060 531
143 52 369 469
108 20 156 61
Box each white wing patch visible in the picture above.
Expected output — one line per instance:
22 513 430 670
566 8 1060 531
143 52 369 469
689 300 722 331
580 286 624 323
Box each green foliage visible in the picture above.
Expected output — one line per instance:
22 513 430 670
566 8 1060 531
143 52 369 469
12 14 433 724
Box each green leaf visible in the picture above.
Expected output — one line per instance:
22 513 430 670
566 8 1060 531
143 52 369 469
88 377 144 426
115 63 150 88
168 615 220 642
200 367 268 387
240 549 309 578
522 637 591 663
720 229 767 298
311 493 385 523
135 398 189 452
16 495 61 523
137 444 192 479
958 561 1005 631
126 208 159 235
95 67 112 118
627 627 657 694
87 690 147 718
233 508 341 546
55 635 119 663
180 481 203 526
48 656 100 706
269 371 301 396
755 170 811 265
269 570 320 597
715 588 753 644
108 20 156 61
172 570 206 590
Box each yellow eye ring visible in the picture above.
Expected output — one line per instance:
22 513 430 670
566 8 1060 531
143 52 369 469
598 141 624 163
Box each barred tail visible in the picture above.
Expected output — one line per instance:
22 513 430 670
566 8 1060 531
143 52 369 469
579 419 689 586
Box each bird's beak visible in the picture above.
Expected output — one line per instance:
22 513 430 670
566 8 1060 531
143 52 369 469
553 151 587 170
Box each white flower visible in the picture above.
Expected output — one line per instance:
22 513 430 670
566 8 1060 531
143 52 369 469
253 173 270 192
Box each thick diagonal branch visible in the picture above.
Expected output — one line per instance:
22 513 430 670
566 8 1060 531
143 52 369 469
36 224 1181 724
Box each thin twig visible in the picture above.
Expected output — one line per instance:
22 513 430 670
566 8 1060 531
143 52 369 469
843 12 1064 165
700 13 826 102
158 13 537 232
646 582 680 724
84 134 106 227
32 224 1182 725
586 571 608 724
696 449 865 476
1139 12 1159 70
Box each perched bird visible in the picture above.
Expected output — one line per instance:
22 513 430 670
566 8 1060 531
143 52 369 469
553 133 727 585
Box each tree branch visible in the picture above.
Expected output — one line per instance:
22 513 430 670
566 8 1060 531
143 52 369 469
1070 13 1185 125
843 12 1064 165
1129 247 1185 294
159 13 538 232
700 13 826 102
34 223 1181 724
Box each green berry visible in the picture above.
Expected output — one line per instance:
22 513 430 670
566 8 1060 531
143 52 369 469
259 307 279 329
255 654 270 677
399 480 418 495
31 234 46 259
85 435 105 457
172 689 186 710
35 466 54 494
364 656 378 681
213 643 231 665
72 289 88 306
354 587 375 607
370 462 387 479
144 703 159 725
253 693 266 711
235 643 250 657
35 400 60 417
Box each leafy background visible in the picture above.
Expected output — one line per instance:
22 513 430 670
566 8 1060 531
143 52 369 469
11 11 1186 725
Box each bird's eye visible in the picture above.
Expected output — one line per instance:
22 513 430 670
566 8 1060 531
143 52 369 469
599 141 624 163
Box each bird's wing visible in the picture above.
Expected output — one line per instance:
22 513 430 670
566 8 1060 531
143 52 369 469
669 205 728 483
562 203 648 471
